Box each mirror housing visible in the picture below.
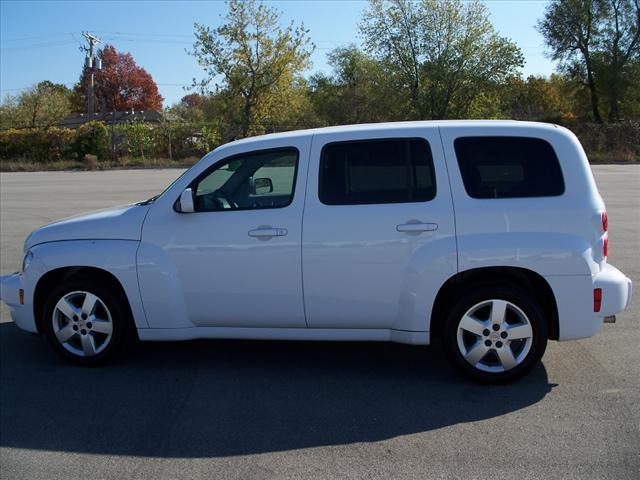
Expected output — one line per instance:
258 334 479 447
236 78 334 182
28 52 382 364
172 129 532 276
176 187 195 213
253 177 273 195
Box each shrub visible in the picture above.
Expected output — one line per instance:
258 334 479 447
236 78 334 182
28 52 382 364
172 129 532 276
0 127 75 162
562 121 640 163
74 121 109 160
152 121 208 160
118 122 155 159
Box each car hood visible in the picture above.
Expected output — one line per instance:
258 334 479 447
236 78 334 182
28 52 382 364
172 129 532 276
25 204 150 250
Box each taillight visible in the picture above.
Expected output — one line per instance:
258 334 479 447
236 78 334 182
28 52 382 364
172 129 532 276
594 288 602 312
602 211 608 258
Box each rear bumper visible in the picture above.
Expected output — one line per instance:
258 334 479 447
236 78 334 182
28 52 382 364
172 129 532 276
545 264 632 341
593 264 633 316
0 273 38 333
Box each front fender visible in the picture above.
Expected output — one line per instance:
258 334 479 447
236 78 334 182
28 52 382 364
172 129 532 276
29 240 149 329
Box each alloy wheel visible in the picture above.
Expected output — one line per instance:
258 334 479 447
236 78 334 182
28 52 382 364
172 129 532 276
52 290 114 357
456 299 533 373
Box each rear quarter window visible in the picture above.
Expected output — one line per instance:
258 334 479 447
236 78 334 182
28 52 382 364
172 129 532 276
454 136 564 199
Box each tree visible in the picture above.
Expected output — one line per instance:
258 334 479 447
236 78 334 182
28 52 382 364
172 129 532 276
0 81 72 129
596 0 640 121
360 0 523 119
191 0 314 137
73 44 163 113
74 121 109 160
309 46 401 125
538 0 639 123
501 74 575 121
180 93 205 109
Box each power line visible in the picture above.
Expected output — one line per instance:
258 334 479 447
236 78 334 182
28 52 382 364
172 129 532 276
93 30 194 39
1 32 75 43
0 40 77 53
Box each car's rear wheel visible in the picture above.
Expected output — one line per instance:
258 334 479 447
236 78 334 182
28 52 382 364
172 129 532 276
443 286 548 383
42 276 130 365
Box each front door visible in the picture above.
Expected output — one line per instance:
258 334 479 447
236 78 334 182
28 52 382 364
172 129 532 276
139 140 309 329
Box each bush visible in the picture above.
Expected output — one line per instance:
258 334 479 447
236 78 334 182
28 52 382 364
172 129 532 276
0 127 75 162
117 122 155 159
562 121 640 163
75 121 109 160
152 121 209 159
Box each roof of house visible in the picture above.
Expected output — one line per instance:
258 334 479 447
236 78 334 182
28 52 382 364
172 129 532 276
59 110 163 128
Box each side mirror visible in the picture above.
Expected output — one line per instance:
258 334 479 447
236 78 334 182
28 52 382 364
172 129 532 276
253 177 273 195
176 187 195 213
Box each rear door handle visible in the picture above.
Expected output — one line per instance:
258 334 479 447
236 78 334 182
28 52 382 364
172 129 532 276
248 227 288 238
396 222 438 233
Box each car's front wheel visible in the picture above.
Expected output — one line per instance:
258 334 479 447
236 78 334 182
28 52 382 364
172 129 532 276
443 286 548 383
42 275 130 365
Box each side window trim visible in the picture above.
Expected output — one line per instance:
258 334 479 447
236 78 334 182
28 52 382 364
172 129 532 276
318 137 437 206
185 146 300 213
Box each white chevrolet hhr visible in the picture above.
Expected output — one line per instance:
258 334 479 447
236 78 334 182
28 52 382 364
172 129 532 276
0 121 633 382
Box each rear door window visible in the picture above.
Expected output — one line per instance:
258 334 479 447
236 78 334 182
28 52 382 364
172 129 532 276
319 138 436 205
453 137 564 199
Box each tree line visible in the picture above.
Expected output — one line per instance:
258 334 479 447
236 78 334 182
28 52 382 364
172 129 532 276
178 0 640 141
1 0 638 163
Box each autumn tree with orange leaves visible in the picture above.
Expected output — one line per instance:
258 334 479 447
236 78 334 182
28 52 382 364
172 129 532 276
73 44 163 113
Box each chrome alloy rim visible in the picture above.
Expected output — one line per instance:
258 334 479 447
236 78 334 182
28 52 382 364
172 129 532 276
52 291 113 357
456 299 533 373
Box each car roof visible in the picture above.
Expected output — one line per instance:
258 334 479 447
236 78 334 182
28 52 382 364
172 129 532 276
218 120 559 151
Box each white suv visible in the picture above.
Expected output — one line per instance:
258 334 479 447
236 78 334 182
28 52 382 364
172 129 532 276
0 121 633 382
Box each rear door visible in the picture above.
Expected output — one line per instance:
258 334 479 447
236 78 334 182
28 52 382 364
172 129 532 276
302 126 457 333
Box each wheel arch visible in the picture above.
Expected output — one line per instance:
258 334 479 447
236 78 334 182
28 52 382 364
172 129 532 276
430 266 559 341
33 266 135 335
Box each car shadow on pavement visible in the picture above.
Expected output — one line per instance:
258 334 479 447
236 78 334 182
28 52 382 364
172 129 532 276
0 322 554 458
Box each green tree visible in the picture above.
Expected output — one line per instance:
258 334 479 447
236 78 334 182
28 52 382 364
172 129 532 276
0 81 72 129
0 94 19 130
360 0 523 119
191 0 314 137
501 74 575 121
596 0 640 121
119 122 155 159
538 0 640 123
310 46 400 125
75 121 109 160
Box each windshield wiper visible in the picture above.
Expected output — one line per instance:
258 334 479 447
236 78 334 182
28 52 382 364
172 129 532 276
137 194 160 206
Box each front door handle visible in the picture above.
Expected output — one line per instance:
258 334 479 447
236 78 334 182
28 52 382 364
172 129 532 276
396 222 438 233
248 227 288 238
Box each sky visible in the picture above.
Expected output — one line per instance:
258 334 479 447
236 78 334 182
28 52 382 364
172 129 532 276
0 0 556 107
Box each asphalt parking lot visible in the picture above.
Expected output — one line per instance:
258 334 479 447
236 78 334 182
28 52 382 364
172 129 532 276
1 166 638 479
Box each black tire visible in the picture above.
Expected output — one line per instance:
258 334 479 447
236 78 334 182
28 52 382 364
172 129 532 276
42 274 132 365
442 285 548 383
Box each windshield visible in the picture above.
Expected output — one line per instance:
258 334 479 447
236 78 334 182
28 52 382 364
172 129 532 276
136 167 192 206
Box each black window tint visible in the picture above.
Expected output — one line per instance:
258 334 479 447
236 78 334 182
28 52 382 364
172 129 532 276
454 137 564 199
319 139 436 205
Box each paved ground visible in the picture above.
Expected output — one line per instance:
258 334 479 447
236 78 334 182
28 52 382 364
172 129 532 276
0 166 638 479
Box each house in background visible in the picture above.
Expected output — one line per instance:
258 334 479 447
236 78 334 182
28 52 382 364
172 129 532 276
58 110 163 129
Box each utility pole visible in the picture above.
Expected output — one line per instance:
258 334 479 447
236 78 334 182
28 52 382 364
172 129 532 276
81 32 101 115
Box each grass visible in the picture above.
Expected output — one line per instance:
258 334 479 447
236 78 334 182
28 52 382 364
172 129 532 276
0 157 200 172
